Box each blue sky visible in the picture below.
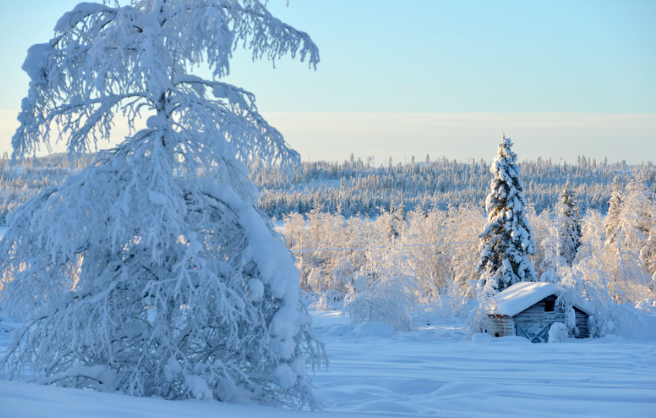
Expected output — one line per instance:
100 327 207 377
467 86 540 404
0 0 654 163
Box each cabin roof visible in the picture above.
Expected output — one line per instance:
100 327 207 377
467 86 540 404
491 282 595 317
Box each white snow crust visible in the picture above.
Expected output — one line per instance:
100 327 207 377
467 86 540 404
2 309 656 418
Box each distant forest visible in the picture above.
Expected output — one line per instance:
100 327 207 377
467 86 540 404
0 153 654 224
250 155 655 219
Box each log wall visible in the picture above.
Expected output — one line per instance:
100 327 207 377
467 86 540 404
486 315 515 337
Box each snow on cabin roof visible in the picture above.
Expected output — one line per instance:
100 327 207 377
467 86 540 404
491 282 594 317
493 282 559 317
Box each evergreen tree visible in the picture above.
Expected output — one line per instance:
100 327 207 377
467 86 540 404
556 180 582 266
476 136 536 292
1 0 324 407
386 201 400 239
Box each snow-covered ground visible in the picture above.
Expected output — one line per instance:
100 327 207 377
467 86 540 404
2 310 655 417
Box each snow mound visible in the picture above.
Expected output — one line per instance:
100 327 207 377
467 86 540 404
471 333 492 343
353 322 397 338
548 322 569 343
492 336 531 344
614 305 656 340
322 324 355 337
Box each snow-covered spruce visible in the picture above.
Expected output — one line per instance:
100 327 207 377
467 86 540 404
475 136 537 292
0 0 325 408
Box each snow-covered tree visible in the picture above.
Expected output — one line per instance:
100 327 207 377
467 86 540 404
539 227 566 283
0 0 325 408
555 180 582 266
603 177 653 302
625 176 654 248
605 176 624 242
386 201 405 239
476 136 536 292
640 176 656 280
641 227 656 280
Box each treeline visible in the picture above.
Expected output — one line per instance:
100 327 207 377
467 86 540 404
250 155 654 219
0 154 94 225
0 154 654 226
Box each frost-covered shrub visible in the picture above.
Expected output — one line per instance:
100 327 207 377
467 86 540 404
344 284 415 332
301 291 321 309
316 290 346 311
465 276 498 335
344 245 418 332
548 322 568 343
427 280 470 319
636 298 656 316
596 304 656 340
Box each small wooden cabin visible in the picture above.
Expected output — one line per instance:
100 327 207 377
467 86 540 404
486 282 594 343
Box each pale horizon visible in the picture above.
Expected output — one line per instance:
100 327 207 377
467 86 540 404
1 110 653 165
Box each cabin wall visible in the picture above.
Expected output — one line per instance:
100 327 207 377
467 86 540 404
573 308 590 338
514 303 567 326
486 315 515 337
513 301 590 341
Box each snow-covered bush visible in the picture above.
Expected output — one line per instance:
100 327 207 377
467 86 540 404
636 298 656 316
301 291 321 309
548 322 569 343
344 244 418 331
465 275 498 335
316 290 346 311
281 206 484 319
1 0 324 408
344 285 416 332
427 280 471 319
593 303 656 340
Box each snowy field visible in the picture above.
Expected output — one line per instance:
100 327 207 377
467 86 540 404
2 310 655 418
